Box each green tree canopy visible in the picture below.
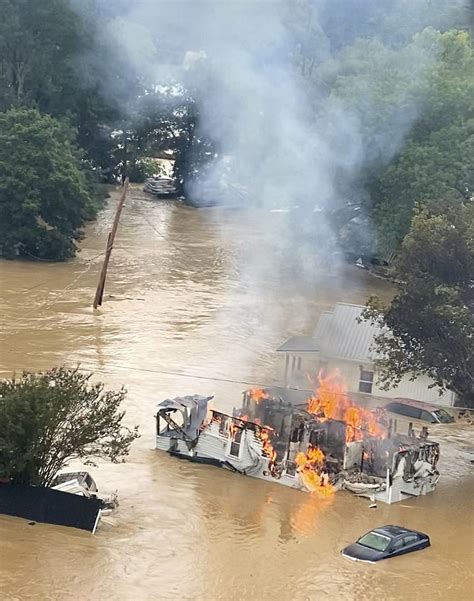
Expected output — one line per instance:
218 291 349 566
0 367 139 486
0 108 102 260
368 30 474 251
363 199 474 407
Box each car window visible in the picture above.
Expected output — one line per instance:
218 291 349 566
357 532 391 551
404 405 422 419
391 538 404 551
420 410 437 423
434 409 454 424
386 402 401 414
403 534 419 546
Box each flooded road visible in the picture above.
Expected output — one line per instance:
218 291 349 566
0 188 472 600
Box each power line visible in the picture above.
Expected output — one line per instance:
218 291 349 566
5 250 107 300
69 360 303 393
0 358 300 393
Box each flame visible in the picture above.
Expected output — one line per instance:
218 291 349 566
307 370 386 442
295 446 334 495
249 388 270 403
258 427 278 475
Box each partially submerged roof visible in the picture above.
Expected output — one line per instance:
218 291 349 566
277 336 320 352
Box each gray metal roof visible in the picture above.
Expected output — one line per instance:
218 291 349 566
315 303 381 363
313 311 332 341
276 304 382 362
276 336 320 352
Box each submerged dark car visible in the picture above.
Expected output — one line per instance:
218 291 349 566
342 525 430 563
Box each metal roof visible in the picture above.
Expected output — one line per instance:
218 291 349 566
313 311 332 340
276 336 320 352
314 303 382 363
276 304 382 363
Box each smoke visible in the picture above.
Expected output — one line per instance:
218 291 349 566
69 0 468 375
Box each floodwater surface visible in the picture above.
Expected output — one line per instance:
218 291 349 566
0 188 472 601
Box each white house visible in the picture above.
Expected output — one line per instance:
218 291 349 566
277 303 456 407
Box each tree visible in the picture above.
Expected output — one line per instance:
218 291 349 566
0 0 144 178
363 200 474 407
0 0 82 109
0 367 140 486
0 108 102 260
368 29 474 250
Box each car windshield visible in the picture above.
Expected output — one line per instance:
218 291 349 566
433 409 454 424
357 532 391 551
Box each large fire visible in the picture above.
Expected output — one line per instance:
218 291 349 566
307 370 386 442
295 446 334 495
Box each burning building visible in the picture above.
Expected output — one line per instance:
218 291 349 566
155 372 440 504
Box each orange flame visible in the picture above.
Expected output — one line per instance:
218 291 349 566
295 446 334 495
249 388 270 404
258 427 278 475
307 370 386 442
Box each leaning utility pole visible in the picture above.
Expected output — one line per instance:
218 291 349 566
93 178 129 309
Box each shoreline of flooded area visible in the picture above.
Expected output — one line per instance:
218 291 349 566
0 188 472 601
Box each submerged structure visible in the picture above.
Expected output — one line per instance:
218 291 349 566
0 472 117 533
155 372 440 504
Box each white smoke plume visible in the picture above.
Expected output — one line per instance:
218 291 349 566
69 0 469 377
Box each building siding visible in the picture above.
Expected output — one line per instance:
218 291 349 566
280 352 455 407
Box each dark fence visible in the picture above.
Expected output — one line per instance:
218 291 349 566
0 483 102 533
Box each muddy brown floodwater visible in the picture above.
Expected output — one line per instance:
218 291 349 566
0 187 472 601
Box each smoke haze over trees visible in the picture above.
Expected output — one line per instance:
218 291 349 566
0 0 472 402
0 0 472 262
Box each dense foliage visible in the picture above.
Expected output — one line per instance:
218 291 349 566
0 108 102 260
363 200 474 407
366 30 474 251
0 367 139 486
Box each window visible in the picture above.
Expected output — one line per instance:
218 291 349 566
403 534 419 546
228 427 243 458
392 538 404 551
433 409 454 424
357 532 391 551
387 403 421 419
400 405 422 419
297 356 302 370
359 370 374 394
219 415 227 435
420 410 437 423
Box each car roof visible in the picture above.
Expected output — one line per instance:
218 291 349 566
388 398 444 412
372 525 419 538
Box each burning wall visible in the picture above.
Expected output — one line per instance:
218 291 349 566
237 369 434 495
